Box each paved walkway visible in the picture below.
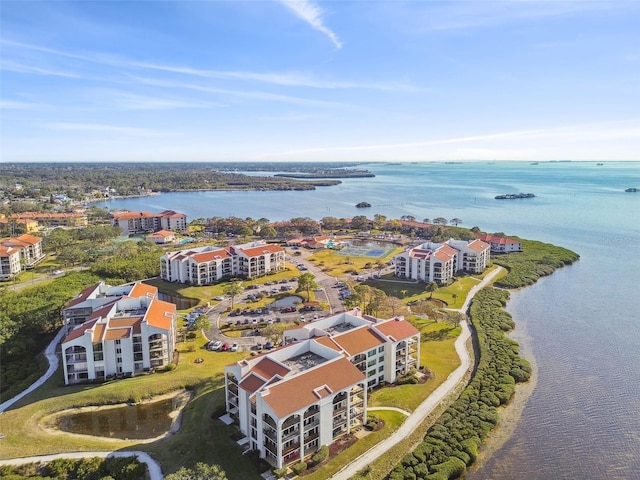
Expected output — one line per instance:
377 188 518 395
329 266 503 480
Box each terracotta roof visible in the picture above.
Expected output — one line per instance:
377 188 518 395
249 356 290 381
93 323 106 342
331 326 385 357
433 250 454 262
113 211 155 220
240 244 284 257
15 234 42 245
147 230 174 238
110 316 143 335
474 233 520 245
64 320 98 343
64 283 102 309
466 239 490 253
261 357 365 418
88 302 117 321
104 328 131 340
128 282 158 299
375 319 420 341
239 373 267 394
191 248 231 263
314 336 342 352
0 245 19 256
145 298 175 331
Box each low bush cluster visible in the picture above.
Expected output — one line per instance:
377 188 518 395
0 456 146 480
387 287 531 480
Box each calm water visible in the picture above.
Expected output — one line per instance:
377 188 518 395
98 161 640 478
56 397 179 439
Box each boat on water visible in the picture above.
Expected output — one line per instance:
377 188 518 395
625 187 639 192
495 193 536 199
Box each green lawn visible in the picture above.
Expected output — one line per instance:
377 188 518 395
307 247 402 277
368 320 461 412
302 410 407 480
0 334 262 478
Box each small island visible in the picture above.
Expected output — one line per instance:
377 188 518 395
356 201 372 208
625 187 638 192
495 193 536 199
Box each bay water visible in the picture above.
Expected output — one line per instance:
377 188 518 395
97 161 640 478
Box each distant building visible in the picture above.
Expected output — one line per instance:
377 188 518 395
61 281 176 385
1 234 45 269
286 235 331 249
394 238 490 284
0 245 21 280
10 212 88 228
225 308 420 469
111 210 187 236
473 233 522 253
145 229 176 244
160 240 285 285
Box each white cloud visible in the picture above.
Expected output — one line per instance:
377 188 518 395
278 0 343 49
0 100 45 110
45 122 161 137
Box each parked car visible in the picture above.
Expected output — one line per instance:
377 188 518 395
230 343 239 352
214 295 226 301
52 269 64 275
209 340 222 351
221 343 230 351
264 341 274 350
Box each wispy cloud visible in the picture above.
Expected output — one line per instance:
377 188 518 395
1 60 82 78
0 100 46 110
45 122 161 137
278 0 342 49
256 120 640 158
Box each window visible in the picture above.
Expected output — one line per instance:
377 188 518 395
378 365 384 373
378 346 384 353
367 349 376 357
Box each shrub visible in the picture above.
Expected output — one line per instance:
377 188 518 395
291 461 307 475
311 445 329 465
273 467 288 479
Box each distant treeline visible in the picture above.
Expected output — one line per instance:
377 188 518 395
0 162 346 200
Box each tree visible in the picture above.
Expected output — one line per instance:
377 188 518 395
388 219 402 233
373 214 387 230
350 215 370 231
262 323 289 347
191 314 211 331
58 246 89 266
296 272 318 302
450 218 462 226
259 225 277 239
164 462 228 480
46 228 74 254
425 281 439 299
433 217 448 226
422 218 431 224
222 280 243 309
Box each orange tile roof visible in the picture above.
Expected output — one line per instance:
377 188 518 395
191 248 231 263
15 234 42 245
64 283 102 308
474 233 520 245
375 319 420 341
466 239 489 253
145 298 175 330
64 320 98 343
262 357 365 418
0 245 19 256
147 229 174 238
110 316 143 335
331 326 385 357
433 250 453 262
239 373 267 394
113 211 155 220
250 357 290 380
93 323 106 342
104 328 131 340
240 244 284 257
128 282 158 299
314 336 342 352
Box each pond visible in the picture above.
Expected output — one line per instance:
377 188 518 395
51 392 190 440
270 295 303 308
157 292 199 310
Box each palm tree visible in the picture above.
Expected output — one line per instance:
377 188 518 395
296 272 318 302
222 280 243 309
425 281 439 299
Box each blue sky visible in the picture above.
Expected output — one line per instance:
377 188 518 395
1 0 639 162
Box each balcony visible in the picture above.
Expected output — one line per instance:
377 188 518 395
304 431 319 444
303 418 320 431
281 428 300 442
263 427 277 442
66 354 87 363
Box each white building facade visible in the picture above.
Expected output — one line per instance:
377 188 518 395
61 282 176 384
160 241 285 285
1 234 45 269
112 210 187 236
225 309 420 469
0 245 21 280
394 238 490 284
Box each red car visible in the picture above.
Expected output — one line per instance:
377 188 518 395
221 343 230 351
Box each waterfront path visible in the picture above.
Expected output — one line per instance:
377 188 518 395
329 266 503 480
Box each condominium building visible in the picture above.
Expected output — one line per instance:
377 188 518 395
9 212 88 228
394 238 490 284
61 281 176 385
1 234 45 269
225 309 420 468
473 233 523 253
111 210 187 236
0 245 21 280
160 241 285 285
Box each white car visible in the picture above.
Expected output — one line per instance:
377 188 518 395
230 343 239 352
52 269 64 275
213 295 226 301
208 340 222 351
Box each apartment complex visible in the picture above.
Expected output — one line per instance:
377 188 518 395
160 241 285 285
61 281 176 385
111 209 187 236
0 245 21 280
1 234 45 269
225 309 420 468
7 212 88 228
473 233 522 253
394 238 490 284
